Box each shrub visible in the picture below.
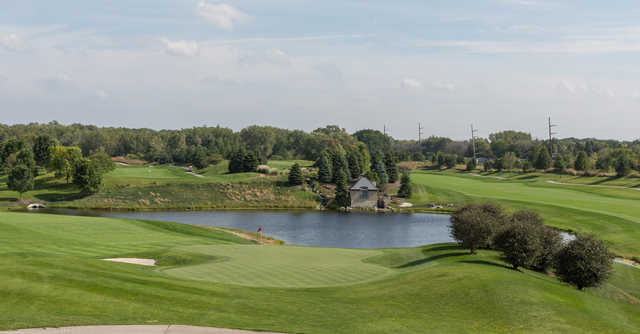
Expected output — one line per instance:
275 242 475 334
555 234 613 290
450 203 506 254
466 159 476 171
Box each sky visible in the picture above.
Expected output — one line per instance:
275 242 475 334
1 0 640 140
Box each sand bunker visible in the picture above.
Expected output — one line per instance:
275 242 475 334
103 258 156 266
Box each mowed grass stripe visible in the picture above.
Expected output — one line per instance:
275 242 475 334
162 245 394 287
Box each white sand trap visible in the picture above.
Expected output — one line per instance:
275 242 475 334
103 258 156 266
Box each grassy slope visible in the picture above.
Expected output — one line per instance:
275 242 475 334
0 162 320 210
1 212 639 333
409 170 640 257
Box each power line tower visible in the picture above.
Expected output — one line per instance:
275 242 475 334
418 123 424 144
471 124 478 162
383 124 388 136
548 117 557 156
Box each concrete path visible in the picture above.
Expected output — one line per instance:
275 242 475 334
0 325 284 334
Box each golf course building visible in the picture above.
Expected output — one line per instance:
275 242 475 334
349 177 378 208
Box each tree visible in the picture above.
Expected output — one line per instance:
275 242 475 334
555 234 613 290
373 159 388 185
7 164 34 199
535 147 552 170
444 154 457 169
450 204 505 254
73 159 102 193
48 146 82 183
501 152 517 170
16 148 38 176
466 158 476 171
242 151 259 172
385 154 399 183
536 226 563 271
334 169 351 208
317 152 333 183
33 135 57 167
494 219 543 271
574 151 589 171
347 150 362 178
228 151 245 173
398 172 412 198
90 152 116 175
615 154 632 177
288 163 304 186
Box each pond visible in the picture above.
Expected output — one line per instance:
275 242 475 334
32 209 454 249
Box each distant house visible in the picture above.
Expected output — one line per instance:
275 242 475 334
349 177 378 208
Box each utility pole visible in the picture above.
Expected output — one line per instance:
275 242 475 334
471 124 478 162
418 123 424 144
383 124 387 136
548 117 557 156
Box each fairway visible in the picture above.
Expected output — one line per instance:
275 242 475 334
0 212 639 333
163 245 393 287
410 171 640 257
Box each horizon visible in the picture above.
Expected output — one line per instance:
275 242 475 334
2 1 640 140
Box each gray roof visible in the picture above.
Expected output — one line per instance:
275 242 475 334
350 177 378 191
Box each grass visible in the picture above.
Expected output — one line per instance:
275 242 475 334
0 211 639 333
408 170 640 257
0 161 320 210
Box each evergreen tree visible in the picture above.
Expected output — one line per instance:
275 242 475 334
437 152 445 167
317 152 333 183
347 150 362 178
374 159 388 184
535 147 552 170
331 150 350 183
242 151 259 172
385 154 398 183
574 151 588 171
334 169 351 208
398 172 412 198
7 164 34 199
288 163 304 186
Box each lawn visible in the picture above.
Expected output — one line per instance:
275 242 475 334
0 211 638 333
408 170 640 257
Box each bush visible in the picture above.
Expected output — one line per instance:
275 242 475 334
555 234 613 290
536 226 563 271
450 203 506 254
466 159 476 171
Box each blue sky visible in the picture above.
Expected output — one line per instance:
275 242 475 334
1 0 639 140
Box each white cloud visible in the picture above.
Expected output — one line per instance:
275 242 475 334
161 38 200 56
432 81 455 91
197 2 250 30
96 89 109 100
0 33 23 51
402 77 423 89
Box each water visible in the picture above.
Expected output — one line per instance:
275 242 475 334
34 209 454 249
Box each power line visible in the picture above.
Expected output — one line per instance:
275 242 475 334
548 117 558 155
471 124 478 162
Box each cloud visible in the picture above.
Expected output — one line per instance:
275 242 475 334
417 39 640 54
238 48 291 66
432 81 455 91
0 33 23 51
402 77 423 89
161 38 200 56
96 89 109 100
197 2 250 30
40 74 73 91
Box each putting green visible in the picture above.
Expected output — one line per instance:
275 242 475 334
162 245 394 288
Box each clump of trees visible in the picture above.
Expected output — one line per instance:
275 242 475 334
228 150 259 173
450 203 613 289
